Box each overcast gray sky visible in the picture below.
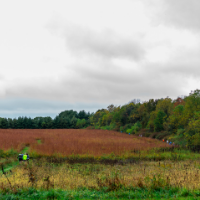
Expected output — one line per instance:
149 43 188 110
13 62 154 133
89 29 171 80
0 0 200 118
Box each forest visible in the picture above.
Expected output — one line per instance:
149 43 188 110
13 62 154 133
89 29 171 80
0 110 91 129
0 89 200 149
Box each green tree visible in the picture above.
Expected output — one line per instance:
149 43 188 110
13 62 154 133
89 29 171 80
17 117 24 129
78 110 90 120
184 111 200 150
7 118 13 129
145 99 159 113
41 121 46 129
53 116 60 128
156 97 173 118
59 110 78 119
0 118 8 129
183 89 200 126
154 111 166 132
12 118 18 129
168 105 185 133
137 103 149 128
107 104 115 113
76 119 86 128
147 111 157 131
70 116 78 128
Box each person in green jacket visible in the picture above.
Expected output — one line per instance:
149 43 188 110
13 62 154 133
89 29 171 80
23 153 27 161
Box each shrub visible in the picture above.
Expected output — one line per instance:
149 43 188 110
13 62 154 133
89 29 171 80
126 122 142 134
0 149 4 158
155 131 171 140
170 129 187 146
121 124 132 133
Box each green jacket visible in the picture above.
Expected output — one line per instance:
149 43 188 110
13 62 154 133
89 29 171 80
23 154 27 161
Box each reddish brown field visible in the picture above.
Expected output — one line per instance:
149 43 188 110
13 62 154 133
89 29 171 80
0 129 169 156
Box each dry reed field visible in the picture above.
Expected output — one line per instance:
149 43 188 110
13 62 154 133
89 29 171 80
1 159 200 191
0 129 169 156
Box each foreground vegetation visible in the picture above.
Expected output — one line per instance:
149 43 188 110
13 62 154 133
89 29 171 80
1 187 200 199
1 145 200 199
2 156 200 190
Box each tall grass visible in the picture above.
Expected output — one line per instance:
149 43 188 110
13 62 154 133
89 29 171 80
1 158 200 191
0 129 169 157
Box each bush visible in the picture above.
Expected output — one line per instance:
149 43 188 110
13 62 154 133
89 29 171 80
145 174 170 190
126 122 142 134
155 131 171 140
0 148 18 158
120 124 132 133
100 123 116 131
100 126 110 130
120 126 124 132
170 129 187 146
0 149 4 158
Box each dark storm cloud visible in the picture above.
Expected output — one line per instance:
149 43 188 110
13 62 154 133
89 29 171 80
157 0 200 31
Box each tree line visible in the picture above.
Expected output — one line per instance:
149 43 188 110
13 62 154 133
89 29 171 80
0 110 91 129
89 89 200 149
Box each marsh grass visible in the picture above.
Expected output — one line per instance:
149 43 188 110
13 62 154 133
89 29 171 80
1 157 200 192
0 150 200 199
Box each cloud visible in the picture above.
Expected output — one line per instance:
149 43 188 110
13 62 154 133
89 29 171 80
152 0 200 31
0 74 5 83
66 28 145 61
2 44 196 108
46 20 146 61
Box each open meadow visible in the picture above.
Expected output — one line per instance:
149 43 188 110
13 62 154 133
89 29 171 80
0 129 200 199
0 129 169 156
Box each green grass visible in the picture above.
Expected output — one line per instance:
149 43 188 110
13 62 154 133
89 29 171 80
0 160 19 175
0 147 30 175
22 146 30 154
0 187 199 199
0 148 18 158
36 139 42 144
